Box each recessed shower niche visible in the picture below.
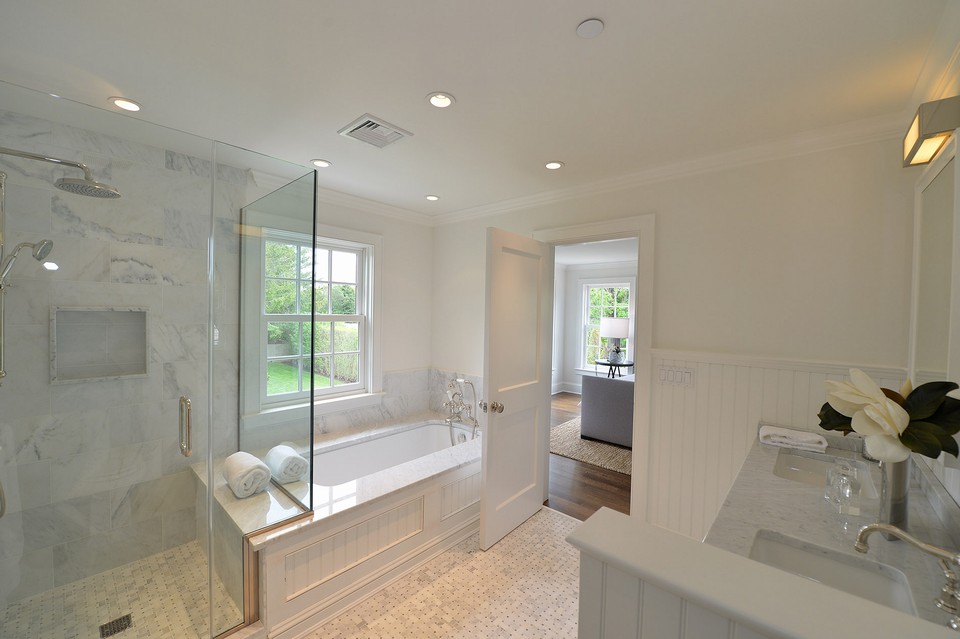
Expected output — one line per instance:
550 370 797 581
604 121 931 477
50 306 149 383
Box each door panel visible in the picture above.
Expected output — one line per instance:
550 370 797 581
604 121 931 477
480 228 553 550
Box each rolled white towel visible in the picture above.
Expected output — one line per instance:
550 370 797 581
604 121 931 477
264 444 309 484
222 451 271 499
759 424 828 453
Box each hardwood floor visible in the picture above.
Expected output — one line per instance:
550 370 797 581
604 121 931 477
545 391 631 521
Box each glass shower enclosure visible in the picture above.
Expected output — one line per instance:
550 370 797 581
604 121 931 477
0 81 315 638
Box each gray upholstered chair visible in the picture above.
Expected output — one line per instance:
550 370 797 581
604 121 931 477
579 373 634 448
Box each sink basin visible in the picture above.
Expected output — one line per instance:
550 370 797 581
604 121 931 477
750 530 916 615
773 449 878 499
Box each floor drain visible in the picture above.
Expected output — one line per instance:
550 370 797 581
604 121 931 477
99 614 132 638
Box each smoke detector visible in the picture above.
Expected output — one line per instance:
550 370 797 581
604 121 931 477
338 114 413 149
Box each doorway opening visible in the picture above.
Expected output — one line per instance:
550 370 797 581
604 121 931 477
546 238 638 519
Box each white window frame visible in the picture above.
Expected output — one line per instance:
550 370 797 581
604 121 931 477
578 279 634 371
240 216 382 429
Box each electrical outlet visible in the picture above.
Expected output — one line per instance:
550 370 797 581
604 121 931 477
658 366 694 386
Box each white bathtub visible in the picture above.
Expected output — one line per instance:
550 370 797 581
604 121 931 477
314 420 476 485
254 419 482 637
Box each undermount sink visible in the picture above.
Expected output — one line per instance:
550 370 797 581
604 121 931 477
772 448 878 499
750 530 917 615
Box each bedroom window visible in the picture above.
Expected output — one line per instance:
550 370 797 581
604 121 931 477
582 283 631 366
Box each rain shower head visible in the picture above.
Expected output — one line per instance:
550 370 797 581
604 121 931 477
55 177 121 199
0 240 54 283
0 146 121 199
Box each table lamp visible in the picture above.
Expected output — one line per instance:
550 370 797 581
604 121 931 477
599 317 629 363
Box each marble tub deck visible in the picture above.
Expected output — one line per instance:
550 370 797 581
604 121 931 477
195 413 481 538
706 437 960 628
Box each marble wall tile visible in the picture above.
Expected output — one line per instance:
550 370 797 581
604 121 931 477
106 401 166 447
166 150 211 178
5 547 53 603
52 517 163 586
162 506 198 550
13 460 51 511
109 470 195 528
153 323 207 364
110 244 207 287
164 208 209 250
163 360 205 400
2 184 52 233
21 492 111 552
51 193 163 246
50 369 161 413
49 440 162 503
12 408 109 463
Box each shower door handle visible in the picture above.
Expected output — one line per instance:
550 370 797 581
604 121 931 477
179 396 192 457
0 477 5 519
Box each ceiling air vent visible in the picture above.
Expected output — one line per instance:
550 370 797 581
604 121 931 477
338 114 413 149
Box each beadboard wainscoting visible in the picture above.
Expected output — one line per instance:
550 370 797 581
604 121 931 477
647 350 904 540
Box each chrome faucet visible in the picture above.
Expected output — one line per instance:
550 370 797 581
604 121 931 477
856 523 960 630
443 378 480 440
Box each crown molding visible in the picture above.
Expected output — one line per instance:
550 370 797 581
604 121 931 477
432 113 903 227
315 185 434 226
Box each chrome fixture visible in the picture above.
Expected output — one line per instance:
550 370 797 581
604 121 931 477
444 377 481 442
0 146 121 198
856 523 960 630
179 396 193 457
903 94 960 167
0 240 53 284
0 146 119 385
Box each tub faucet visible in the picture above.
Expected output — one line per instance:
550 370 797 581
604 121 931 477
856 523 960 630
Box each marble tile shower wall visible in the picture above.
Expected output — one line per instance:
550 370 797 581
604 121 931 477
0 109 246 604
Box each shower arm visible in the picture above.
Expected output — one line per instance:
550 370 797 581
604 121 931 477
0 146 95 182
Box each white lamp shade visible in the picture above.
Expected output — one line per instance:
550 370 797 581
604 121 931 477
599 317 629 339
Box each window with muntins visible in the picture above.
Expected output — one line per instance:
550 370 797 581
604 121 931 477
582 283 630 366
261 231 369 405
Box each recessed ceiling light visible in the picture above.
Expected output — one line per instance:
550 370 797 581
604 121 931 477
311 159 332 168
109 97 142 112
545 161 565 170
425 195 440 201
427 92 455 108
576 18 604 39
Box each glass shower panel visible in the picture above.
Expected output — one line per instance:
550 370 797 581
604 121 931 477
0 81 216 638
213 144 315 636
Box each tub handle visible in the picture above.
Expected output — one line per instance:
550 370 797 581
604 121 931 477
179 396 192 457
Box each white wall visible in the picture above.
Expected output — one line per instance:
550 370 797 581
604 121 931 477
432 136 917 375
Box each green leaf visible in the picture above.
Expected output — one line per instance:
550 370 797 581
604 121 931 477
903 381 958 420
908 421 960 458
818 403 853 433
926 396 960 435
900 428 942 459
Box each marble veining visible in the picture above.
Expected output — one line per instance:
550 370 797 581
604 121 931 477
706 436 960 628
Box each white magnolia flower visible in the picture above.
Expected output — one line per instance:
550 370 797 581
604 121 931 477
825 369 887 417
827 369 913 463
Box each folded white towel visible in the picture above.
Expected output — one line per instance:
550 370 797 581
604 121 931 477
758 424 828 453
264 444 309 484
222 451 271 499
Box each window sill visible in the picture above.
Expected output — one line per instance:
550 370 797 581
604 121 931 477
241 392 384 429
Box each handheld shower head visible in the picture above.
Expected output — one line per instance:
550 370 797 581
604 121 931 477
0 240 54 283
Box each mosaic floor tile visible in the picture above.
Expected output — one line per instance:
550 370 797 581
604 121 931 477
311 507 580 639
0 541 240 639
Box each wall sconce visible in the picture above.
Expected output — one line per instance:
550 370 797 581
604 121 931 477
903 95 960 167
599 317 630 363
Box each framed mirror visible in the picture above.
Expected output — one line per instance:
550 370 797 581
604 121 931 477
909 132 960 473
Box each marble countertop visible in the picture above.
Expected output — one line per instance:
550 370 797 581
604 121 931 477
705 436 960 628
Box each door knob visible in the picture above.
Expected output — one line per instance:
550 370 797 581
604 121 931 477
480 401 504 414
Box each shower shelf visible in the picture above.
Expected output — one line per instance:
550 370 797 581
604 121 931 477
50 306 149 383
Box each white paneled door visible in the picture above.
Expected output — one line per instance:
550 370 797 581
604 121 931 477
480 228 553 550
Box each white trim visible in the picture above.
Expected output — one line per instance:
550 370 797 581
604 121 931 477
578 278 635 368
533 214 656 523
651 348 905 380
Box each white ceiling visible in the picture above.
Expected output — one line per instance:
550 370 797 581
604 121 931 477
0 1 948 221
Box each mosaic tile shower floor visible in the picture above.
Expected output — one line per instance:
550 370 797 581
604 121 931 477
313 507 580 639
0 541 240 639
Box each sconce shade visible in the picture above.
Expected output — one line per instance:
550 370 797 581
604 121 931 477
903 95 960 167
599 317 630 339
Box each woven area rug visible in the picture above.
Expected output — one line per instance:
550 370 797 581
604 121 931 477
550 417 632 475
